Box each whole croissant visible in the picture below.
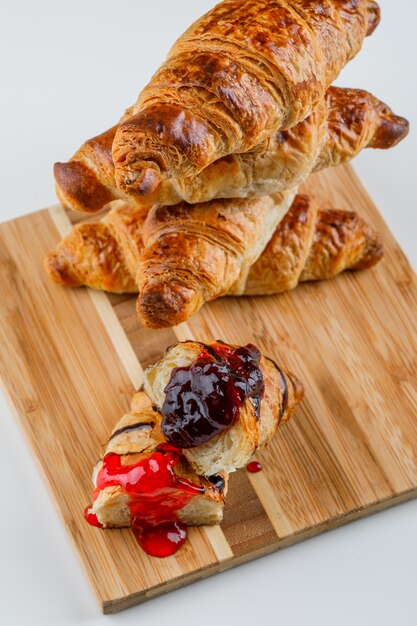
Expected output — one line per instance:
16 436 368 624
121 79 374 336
54 87 408 213
45 194 383 328
112 0 380 195
46 187 296 294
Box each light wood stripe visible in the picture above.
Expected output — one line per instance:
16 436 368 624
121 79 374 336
246 462 294 538
48 205 143 390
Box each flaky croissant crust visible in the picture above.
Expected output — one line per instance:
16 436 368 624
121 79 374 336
89 390 228 528
112 0 380 195
45 194 383 329
143 341 303 475
54 87 408 213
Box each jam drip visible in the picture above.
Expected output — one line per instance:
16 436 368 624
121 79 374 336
246 461 262 474
162 342 265 448
85 444 204 557
84 507 103 528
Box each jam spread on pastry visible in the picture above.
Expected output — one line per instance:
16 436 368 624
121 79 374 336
85 444 204 557
84 342 303 557
161 342 265 448
84 507 103 528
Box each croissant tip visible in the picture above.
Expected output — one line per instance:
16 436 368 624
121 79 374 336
289 373 304 406
44 252 81 287
350 220 385 271
54 161 114 213
372 112 410 150
366 1 381 36
136 282 198 329
116 166 162 197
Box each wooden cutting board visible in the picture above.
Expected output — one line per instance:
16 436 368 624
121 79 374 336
1 164 417 614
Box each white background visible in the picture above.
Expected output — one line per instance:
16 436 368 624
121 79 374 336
0 1 416 624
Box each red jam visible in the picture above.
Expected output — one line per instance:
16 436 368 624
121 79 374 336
85 444 203 557
246 461 262 473
84 507 103 528
133 521 187 558
161 342 265 448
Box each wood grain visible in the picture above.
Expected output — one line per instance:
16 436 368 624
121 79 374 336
0 164 417 613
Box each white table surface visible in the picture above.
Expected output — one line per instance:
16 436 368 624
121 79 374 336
0 2 416 624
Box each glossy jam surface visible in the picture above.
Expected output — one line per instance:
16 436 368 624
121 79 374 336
161 342 265 448
246 461 263 474
84 507 103 528
85 444 203 557
133 521 187 558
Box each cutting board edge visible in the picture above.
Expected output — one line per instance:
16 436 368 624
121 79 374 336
101 485 417 614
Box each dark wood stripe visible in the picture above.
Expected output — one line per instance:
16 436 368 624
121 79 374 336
220 469 277 557
107 295 178 369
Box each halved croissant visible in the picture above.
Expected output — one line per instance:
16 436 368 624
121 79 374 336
143 341 303 475
112 0 380 194
45 194 383 329
55 87 408 213
87 390 228 529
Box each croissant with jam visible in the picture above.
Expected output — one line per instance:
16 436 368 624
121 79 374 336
54 87 408 213
45 194 383 328
143 341 303 476
112 0 381 195
85 342 303 557
85 390 228 557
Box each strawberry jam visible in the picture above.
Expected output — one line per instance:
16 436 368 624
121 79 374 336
85 444 204 557
246 461 262 473
133 521 187 558
84 507 103 528
161 342 265 448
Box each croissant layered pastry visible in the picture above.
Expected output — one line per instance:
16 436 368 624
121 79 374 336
54 87 408 213
112 0 381 195
143 341 303 475
46 186 297 300
85 342 303 557
85 390 228 557
45 194 383 328
86 391 228 528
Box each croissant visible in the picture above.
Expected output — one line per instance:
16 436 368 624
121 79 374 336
45 194 383 328
112 0 380 195
85 342 303 556
54 86 408 213
85 390 228 556
143 341 303 475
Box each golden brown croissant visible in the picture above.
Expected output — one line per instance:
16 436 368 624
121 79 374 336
240 194 384 295
112 0 380 195
54 87 408 213
143 341 303 475
45 194 383 328
47 187 296 295
86 342 303 556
